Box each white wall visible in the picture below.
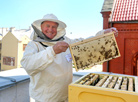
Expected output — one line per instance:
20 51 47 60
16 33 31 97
0 80 30 102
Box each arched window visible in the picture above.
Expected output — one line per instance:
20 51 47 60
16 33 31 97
132 52 138 76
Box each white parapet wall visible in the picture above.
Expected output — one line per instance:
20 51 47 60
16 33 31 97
0 68 30 102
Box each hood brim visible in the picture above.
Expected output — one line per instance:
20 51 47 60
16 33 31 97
33 19 67 29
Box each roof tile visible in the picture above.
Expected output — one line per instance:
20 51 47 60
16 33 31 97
112 0 138 21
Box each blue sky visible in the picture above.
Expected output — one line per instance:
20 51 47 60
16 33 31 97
0 0 104 38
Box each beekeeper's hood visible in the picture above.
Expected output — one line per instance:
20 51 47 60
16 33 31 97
30 14 66 42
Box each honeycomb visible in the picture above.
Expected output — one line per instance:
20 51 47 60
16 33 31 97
69 32 120 71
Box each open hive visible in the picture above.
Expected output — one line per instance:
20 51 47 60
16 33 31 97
76 73 138 92
69 73 138 102
69 32 120 71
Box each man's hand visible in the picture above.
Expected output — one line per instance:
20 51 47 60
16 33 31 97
53 41 69 54
104 27 118 37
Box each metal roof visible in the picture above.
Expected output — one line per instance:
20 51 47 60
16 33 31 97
0 68 30 90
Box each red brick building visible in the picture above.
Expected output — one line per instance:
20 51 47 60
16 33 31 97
101 0 138 76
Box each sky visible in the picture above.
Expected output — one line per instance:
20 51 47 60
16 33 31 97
0 0 104 39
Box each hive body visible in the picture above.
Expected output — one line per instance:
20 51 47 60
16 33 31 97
69 73 138 102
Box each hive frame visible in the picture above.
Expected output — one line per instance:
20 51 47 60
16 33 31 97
74 73 138 93
69 32 121 71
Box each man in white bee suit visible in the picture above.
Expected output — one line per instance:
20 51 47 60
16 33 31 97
21 14 118 102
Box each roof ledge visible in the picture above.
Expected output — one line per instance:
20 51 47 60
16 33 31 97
0 68 29 90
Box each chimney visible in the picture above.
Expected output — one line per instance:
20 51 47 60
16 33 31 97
10 27 15 33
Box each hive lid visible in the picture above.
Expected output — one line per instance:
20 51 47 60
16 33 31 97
69 32 121 71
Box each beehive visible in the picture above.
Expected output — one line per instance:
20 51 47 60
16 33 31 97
69 73 138 102
69 32 120 71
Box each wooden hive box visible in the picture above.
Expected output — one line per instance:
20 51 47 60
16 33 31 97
69 32 120 71
69 73 138 102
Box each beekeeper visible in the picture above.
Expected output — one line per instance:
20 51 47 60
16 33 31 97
21 14 118 102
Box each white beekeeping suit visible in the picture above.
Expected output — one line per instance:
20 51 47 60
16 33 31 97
21 14 104 102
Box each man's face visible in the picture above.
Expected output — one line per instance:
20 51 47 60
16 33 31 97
41 21 58 39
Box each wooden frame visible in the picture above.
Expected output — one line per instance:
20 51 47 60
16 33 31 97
74 73 138 93
69 32 121 71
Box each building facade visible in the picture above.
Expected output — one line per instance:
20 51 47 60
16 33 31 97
101 0 138 76
0 27 32 70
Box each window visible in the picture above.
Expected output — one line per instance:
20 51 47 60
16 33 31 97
3 56 15 66
0 43 2 50
23 44 27 51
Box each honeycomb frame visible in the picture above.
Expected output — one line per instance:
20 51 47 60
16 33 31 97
69 32 121 71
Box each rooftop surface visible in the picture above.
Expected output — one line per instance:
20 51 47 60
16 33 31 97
0 68 29 90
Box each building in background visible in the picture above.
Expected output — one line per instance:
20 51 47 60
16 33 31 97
101 0 138 76
0 27 32 71
0 38 2 70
